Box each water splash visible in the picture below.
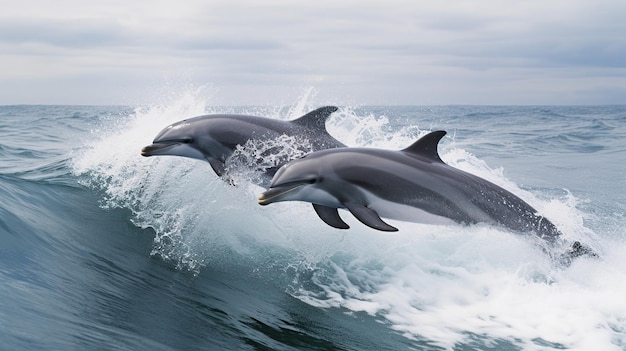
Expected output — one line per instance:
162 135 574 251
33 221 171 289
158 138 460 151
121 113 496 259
288 86 318 118
223 135 314 187
71 90 624 349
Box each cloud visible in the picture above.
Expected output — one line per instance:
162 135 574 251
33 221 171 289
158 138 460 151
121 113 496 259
0 0 625 105
0 20 130 49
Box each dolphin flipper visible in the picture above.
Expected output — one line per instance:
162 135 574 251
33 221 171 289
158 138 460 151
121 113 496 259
208 159 226 176
313 204 350 229
344 202 398 232
292 106 338 130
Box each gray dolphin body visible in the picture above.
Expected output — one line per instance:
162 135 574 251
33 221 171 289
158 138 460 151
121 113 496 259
258 131 598 263
141 106 345 184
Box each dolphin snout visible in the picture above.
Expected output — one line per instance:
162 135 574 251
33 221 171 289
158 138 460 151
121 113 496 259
258 182 308 205
140 142 177 157
257 194 271 206
140 145 154 157
258 188 281 205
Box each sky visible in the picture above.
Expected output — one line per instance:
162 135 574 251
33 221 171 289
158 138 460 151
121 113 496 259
1 0 625 105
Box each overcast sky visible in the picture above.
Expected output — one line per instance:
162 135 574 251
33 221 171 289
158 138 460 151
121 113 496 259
1 0 625 105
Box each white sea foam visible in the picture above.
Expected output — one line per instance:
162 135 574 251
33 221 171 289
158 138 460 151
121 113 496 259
72 89 625 350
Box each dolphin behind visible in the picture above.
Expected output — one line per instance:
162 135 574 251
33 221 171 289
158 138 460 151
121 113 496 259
258 131 597 264
141 106 345 184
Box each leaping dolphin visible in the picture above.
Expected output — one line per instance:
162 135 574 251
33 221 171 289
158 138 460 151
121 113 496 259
258 131 597 263
141 106 345 185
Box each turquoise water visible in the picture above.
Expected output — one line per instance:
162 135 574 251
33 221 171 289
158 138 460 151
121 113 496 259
1 100 625 350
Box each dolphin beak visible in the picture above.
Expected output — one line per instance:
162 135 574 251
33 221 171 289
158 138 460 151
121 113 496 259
141 142 178 157
258 182 306 205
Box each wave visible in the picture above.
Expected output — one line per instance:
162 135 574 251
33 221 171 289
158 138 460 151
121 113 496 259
70 92 626 350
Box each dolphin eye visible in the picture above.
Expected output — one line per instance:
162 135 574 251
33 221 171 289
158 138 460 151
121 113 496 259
180 137 194 144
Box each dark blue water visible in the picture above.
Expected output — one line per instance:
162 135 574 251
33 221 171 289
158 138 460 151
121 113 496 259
2 100 625 350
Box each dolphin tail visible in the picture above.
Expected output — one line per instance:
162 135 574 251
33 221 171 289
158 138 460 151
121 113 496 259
555 241 599 267
344 202 398 232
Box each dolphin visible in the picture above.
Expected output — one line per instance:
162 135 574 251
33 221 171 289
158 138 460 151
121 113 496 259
141 106 345 184
258 130 597 263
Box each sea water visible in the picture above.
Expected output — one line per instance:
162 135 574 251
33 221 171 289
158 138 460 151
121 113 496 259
1 94 625 350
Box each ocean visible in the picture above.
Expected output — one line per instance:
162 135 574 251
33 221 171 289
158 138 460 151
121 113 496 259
1 95 625 350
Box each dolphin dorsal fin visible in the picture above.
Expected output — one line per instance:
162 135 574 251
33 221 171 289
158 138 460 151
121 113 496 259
402 130 447 163
292 106 339 130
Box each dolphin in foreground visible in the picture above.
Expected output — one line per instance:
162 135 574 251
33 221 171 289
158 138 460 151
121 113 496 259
258 131 597 264
141 106 345 184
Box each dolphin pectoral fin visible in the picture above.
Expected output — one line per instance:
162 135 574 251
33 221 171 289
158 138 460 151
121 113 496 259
208 159 226 176
344 202 398 232
313 204 350 229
